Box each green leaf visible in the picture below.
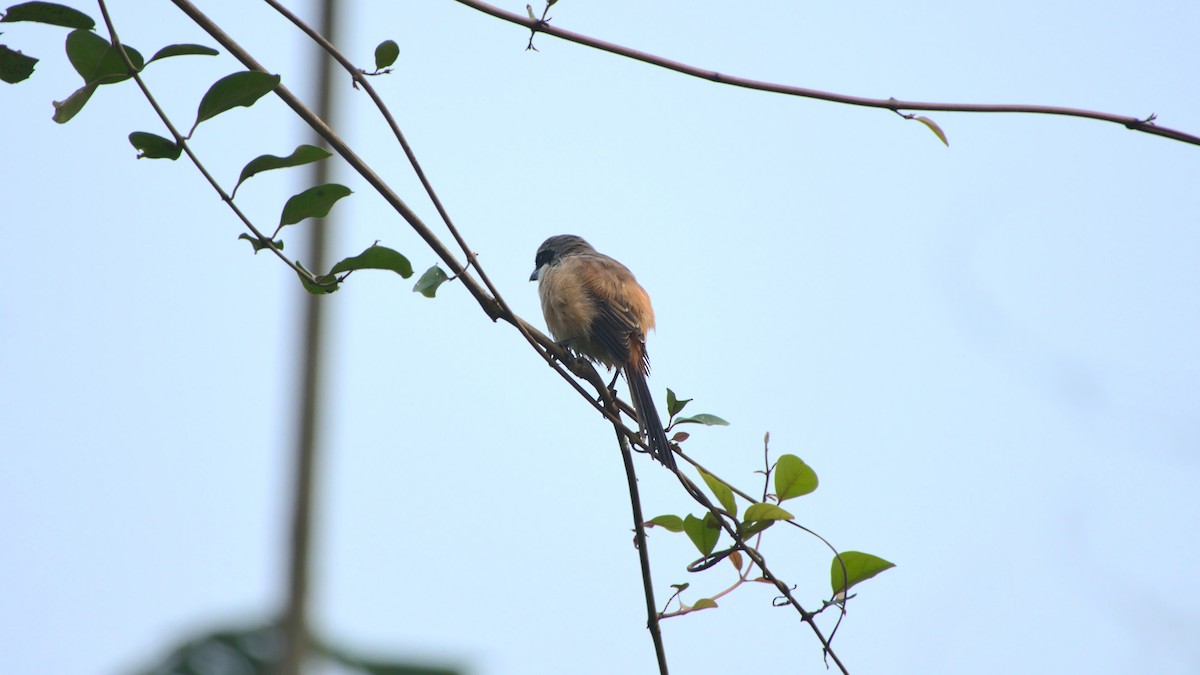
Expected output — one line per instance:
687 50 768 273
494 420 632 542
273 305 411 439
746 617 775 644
743 502 793 522
1 2 95 29
682 513 721 556
65 29 143 85
741 519 774 538
148 43 218 63
666 388 691 417
413 265 449 298
0 44 37 83
691 598 718 610
237 233 283 253
278 183 352 228
645 515 684 532
128 131 180 159
295 261 339 295
915 115 949 147
192 70 280 133
373 39 398 69
328 244 413 278
51 82 95 123
698 469 737 517
830 551 895 596
234 144 331 195
674 413 729 427
774 454 818 501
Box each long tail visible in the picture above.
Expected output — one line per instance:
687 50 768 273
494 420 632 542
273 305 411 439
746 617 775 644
624 366 677 470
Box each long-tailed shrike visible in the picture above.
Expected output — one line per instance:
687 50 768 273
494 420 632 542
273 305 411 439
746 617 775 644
530 235 676 470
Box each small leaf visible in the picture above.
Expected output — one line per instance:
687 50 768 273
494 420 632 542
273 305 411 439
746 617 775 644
674 413 729 427
278 183 352 228
691 598 718 610
328 244 413 279
698 469 737 517
65 29 143 84
238 233 283 253
915 115 949 147
743 502 793 523
128 131 180 159
666 388 691 417
234 144 331 194
645 515 684 532
670 583 690 592
148 43 218 63
373 39 398 69
830 551 895 595
774 454 818 501
51 82 95 123
413 265 448 298
295 261 339 295
670 431 690 443
0 44 37 83
682 513 721 556
728 550 743 571
192 70 280 132
1 2 95 29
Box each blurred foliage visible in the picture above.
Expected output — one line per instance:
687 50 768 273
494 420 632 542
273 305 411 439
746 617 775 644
134 622 463 675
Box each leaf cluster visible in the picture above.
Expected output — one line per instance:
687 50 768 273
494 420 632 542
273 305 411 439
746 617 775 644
647 419 893 617
2 2 442 296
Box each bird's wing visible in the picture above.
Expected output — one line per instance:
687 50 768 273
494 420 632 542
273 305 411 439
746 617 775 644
573 254 648 369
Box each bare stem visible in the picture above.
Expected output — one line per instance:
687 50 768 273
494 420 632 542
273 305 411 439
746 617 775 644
453 0 1200 147
608 397 669 674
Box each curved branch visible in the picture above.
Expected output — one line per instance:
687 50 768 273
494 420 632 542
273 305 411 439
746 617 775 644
453 0 1200 147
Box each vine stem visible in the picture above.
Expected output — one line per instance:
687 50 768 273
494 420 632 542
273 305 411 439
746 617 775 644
454 0 1200 147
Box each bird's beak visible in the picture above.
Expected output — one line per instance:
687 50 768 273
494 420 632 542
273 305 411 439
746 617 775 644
529 267 540 282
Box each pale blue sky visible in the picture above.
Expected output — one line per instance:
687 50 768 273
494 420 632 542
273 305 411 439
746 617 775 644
3 1 1199 673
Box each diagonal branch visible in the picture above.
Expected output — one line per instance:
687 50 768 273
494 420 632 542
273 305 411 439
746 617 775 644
453 0 1200 147
168 0 656 459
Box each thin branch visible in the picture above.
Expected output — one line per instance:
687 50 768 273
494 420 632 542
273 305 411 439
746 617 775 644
607 398 669 675
668 470 849 674
258 0 564 437
93 1 320 287
453 0 1200 147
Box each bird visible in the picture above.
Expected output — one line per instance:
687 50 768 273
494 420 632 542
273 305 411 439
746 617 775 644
530 234 677 470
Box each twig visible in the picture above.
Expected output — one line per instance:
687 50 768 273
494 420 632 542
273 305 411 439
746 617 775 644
93 1 321 287
670 471 850 674
606 396 669 674
258 0 565 437
452 0 1200 147
524 1 554 51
